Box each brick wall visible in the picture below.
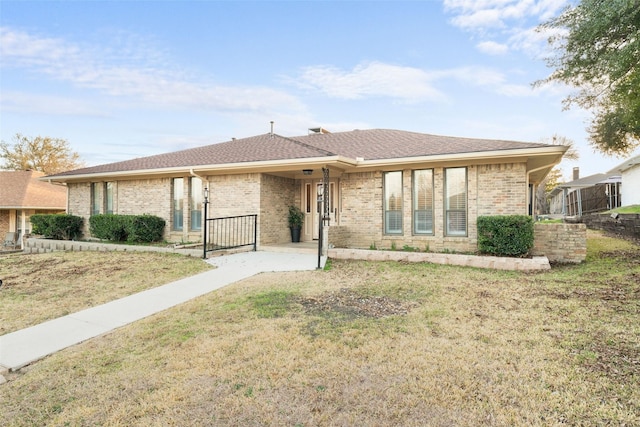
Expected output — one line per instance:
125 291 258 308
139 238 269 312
0 210 10 236
532 223 586 263
259 174 295 245
331 162 528 253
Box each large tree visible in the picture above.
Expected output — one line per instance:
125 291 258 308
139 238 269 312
537 0 640 156
0 134 84 175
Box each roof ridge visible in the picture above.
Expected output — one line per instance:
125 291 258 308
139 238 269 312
280 134 337 157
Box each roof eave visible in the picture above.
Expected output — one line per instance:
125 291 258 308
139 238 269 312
351 146 567 169
46 156 356 182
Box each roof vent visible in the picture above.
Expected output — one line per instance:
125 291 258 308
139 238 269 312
308 127 331 135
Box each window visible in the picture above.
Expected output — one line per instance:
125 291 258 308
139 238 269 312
190 177 203 231
413 169 433 234
445 167 467 236
105 182 114 214
384 171 403 234
173 178 184 231
91 182 103 215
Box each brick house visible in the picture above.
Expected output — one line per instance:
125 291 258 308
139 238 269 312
45 129 566 252
0 170 67 242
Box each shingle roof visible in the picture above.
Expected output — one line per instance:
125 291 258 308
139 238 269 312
0 170 67 209
47 128 553 178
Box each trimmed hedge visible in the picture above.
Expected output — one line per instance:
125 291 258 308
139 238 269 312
89 214 166 243
477 215 534 257
30 214 83 240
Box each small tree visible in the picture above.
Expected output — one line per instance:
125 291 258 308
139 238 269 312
0 133 84 175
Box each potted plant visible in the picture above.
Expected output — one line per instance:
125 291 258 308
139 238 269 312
288 205 304 242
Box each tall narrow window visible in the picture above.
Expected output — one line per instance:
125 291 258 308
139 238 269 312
413 169 433 234
384 171 403 234
190 177 203 231
91 182 103 215
173 178 184 231
445 168 467 236
105 182 114 214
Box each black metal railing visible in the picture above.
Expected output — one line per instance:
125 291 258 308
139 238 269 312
203 214 257 258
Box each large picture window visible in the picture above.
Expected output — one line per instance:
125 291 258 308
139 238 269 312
173 178 184 231
384 171 403 234
413 169 433 234
190 177 203 231
445 167 467 236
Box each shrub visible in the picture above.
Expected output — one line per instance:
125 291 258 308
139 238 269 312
477 215 534 257
89 214 165 243
89 214 129 241
126 214 165 243
30 214 83 240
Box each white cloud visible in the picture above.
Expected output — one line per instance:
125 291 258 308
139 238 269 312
476 40 509 55
294 61 539 102
293 62 445 102
0 91 111 116
443 0 567 31
0 27 304 114
443 0 569 58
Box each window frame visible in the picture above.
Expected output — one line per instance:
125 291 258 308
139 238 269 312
91 182 103 216
444 167 468 237
412 169 434 235
383 171 403 235
173 178 184 231
189 177 203 231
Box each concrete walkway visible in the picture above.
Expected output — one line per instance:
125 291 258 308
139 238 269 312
0 251 325 373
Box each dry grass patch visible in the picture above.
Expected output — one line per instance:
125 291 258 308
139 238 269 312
0 251 211 334
1 230 638 426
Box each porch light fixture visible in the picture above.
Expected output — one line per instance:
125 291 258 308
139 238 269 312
303 169 313 175
203 187 209 203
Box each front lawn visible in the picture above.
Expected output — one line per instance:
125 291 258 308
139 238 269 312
1 231 638 425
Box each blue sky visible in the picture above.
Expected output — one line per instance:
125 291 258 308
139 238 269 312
1 0 636 179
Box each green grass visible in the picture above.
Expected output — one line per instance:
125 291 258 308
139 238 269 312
1 231 638 426
608 204 640 214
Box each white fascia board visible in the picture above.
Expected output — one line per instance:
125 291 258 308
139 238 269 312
353 146 567 169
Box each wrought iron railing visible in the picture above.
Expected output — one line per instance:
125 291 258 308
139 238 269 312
203 214 257 258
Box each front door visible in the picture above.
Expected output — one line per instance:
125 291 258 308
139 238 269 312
303 180 338 240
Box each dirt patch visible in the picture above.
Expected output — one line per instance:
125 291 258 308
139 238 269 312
581 337 640 381
297 288 416 318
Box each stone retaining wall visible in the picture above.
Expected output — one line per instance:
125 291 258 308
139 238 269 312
328 248 550 271
23 238 202 257
532 223 586 263
582 213 640 240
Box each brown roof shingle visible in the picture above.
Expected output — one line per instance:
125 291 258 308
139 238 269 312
0 170 67 209
47 129 553 178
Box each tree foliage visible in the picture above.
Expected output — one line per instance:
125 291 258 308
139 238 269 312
538 0 640 155
0 133 84 175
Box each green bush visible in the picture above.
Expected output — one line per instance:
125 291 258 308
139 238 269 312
89 214 129 241
126 214 165 243
477 215 534 257
89 214 165 243
30 214 83 240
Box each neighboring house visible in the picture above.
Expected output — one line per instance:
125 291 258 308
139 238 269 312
549 171 622 217
0 170 67 242
45 128 566 253
608 154 640 206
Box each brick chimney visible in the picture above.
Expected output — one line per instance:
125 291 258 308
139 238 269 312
573 167 580 181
